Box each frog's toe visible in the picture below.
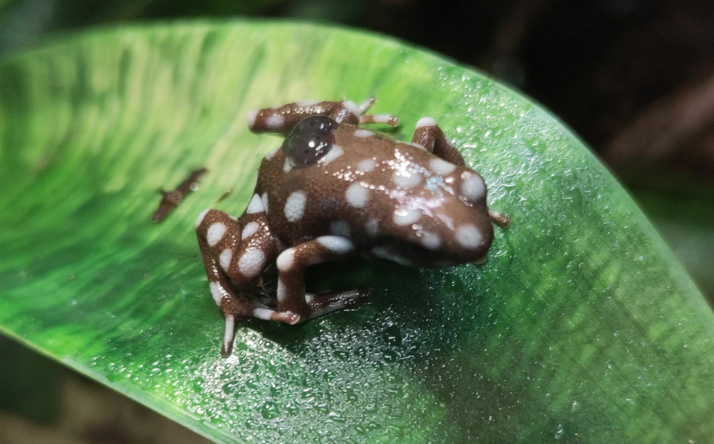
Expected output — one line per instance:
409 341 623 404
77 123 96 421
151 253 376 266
221 314 238 357
306 289 371 317
356 288 372 303
273 311 301 325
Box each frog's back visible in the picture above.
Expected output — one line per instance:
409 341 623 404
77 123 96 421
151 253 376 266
256 123 493 266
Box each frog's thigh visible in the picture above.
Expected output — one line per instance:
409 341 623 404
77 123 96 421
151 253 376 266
196 209 247 290
198 196 278 284
275 236 356 321
411 117 466 166
196 209 254 356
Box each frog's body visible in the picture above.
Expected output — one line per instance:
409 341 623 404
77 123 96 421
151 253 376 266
196 99 509 355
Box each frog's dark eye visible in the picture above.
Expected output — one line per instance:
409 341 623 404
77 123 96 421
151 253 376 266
284 116 337 167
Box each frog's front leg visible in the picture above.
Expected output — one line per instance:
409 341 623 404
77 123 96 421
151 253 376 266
275 236 369 322
247 99 398 134
411 117 511 228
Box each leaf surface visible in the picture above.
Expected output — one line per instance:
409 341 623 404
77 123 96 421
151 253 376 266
1 22 712 443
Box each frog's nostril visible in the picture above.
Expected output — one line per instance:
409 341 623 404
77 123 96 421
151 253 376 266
460 171 485 203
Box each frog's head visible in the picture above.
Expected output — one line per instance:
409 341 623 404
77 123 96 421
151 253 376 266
367 160 495 268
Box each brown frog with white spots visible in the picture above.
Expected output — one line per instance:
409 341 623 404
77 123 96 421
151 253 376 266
196 99 510 355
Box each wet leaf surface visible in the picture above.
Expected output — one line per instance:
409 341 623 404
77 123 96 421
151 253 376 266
1 22 713 442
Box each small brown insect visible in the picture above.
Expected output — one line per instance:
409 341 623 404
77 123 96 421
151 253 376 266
152 168 207 223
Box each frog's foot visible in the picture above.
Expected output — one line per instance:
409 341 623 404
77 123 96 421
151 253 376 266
358 97 376 115
411 117 466 166
305 289 372 319
354 97 399 127
488 209 511 228
254 297 305 325
219 300 300 356
359 114 400 127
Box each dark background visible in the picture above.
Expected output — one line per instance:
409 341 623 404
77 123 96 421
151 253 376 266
3 0 714 184
1 0 712 442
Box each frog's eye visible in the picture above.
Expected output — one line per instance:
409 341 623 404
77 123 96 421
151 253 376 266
284 116 337 167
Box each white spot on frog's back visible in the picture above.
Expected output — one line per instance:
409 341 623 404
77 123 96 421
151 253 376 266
354 129 375 138
246 194 264 214
455 224 483 249
393 208 421 226
356 158 376 173
284 191 307 222
430 158 456 175
195 209 209 228
266 114 285 130
319 144 343 165
237 248 266 278
297 99 320 107
345 182 369 208
416 117 437 128
461 171 485 202
207 222 226 247
392 171 422 189
241 221 259 240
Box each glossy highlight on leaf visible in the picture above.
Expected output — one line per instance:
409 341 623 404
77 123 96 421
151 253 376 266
1 22 713 443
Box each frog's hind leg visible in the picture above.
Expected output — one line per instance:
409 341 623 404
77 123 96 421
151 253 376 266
488 209 511 228
410 117 467 166
354 97 400 127
355 98 399 127
248 98 399 134
248 99 370 133
196 203 292 355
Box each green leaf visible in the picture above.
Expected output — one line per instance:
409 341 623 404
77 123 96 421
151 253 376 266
634 188 714 303
1 22 712 442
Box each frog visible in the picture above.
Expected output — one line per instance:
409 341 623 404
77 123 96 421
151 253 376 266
196 98 510 356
